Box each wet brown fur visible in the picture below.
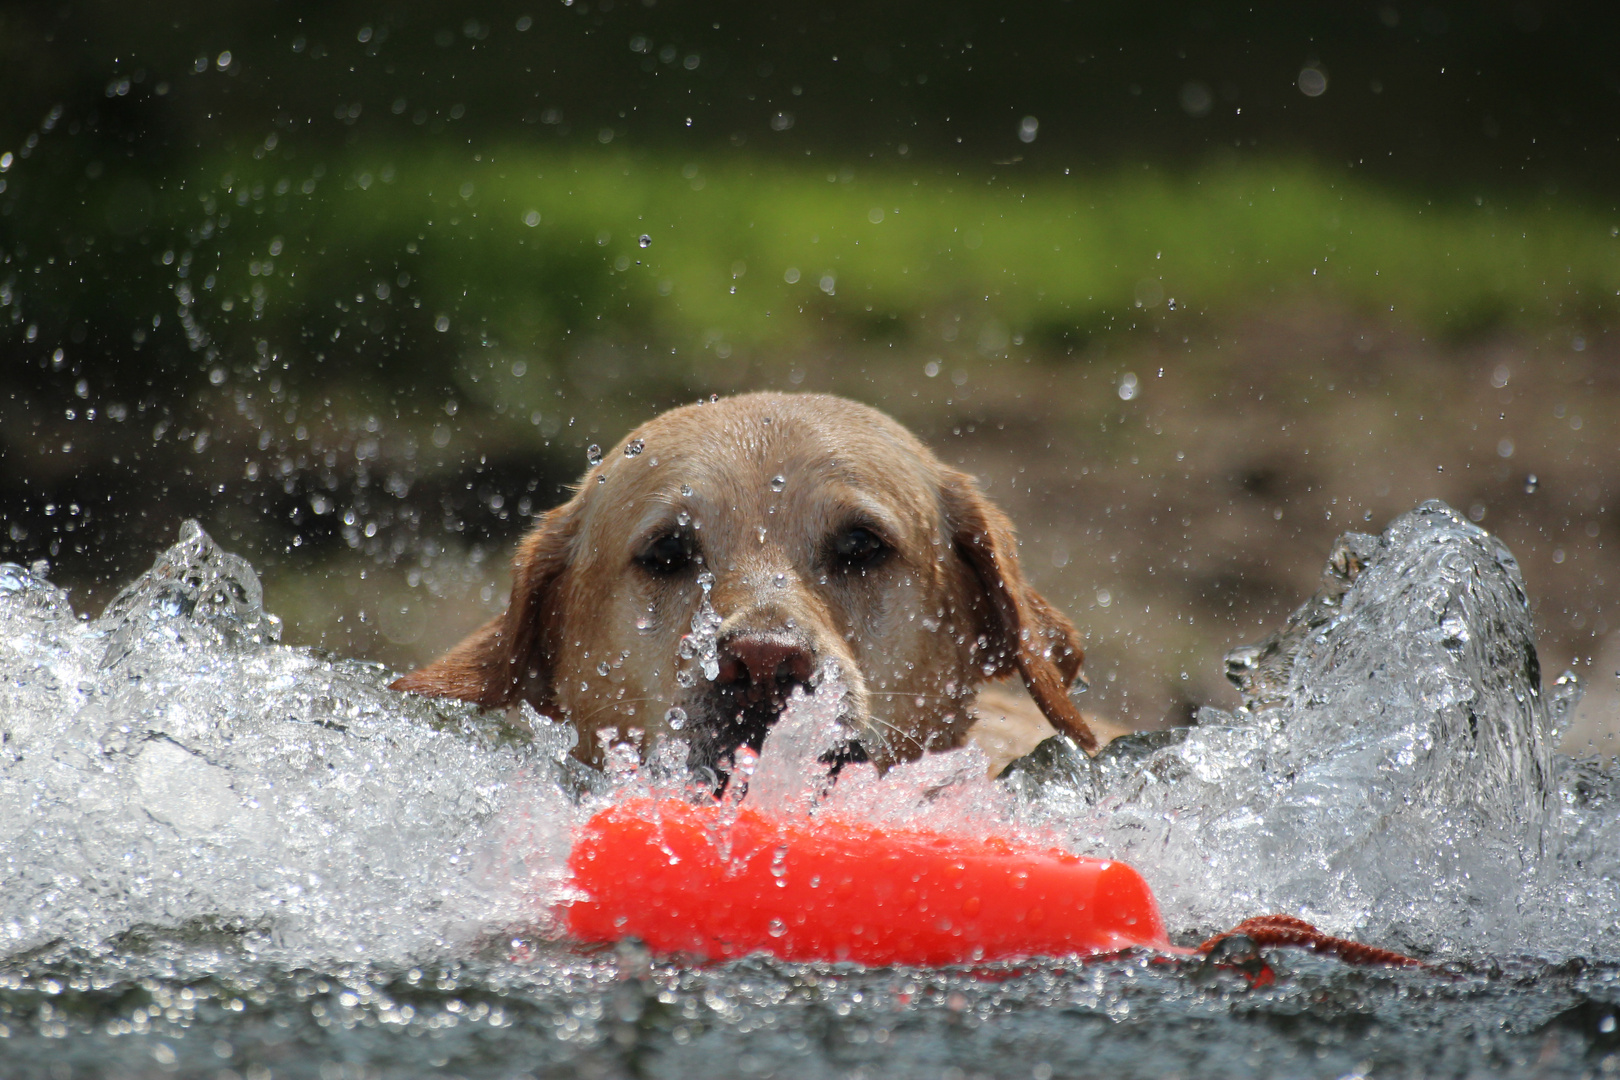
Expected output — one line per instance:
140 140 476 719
391 393 1095 766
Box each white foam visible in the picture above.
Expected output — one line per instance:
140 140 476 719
0 525 582 965
1011 502 1617 958
1 506 1616 967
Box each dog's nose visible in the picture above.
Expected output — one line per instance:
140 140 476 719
716 631 814 693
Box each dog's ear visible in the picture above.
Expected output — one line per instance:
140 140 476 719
940 470 1096 753
390 502 579 712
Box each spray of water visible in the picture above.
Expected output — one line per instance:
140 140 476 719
2 502 1617 971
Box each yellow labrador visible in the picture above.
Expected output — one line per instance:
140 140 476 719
393 393 1095 774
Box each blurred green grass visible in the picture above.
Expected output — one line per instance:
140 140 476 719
31 149 1620 397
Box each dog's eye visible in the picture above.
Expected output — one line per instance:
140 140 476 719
637 532 696 575
831 526 888 571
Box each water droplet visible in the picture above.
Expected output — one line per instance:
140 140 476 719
597 661 611 676
605 738 639 780
638 234 652 248
664 706 687 730
676 511 691 527
679 484 694 498
767 918 788 937
624 438 645 457
773 573 787 589
1525 474 1539 493
1441 610 1471 648
770 475 786 492
586 444 603 466
1179 81 1213 117
676 669 697 688
1117 372 1139 401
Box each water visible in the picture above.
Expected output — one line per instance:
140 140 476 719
3 504 1619 1077
0 523 580 968
1011 501 1611 959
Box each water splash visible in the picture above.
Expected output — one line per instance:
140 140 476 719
743 682 849 815
675 570 723 687
1008 501 1614 957
0 522 577 966
3 504 1619 972
2 505 1619 1075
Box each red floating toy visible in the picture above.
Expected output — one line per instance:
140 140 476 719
566 797 1174 965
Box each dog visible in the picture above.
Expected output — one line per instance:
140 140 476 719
392 392 1097 776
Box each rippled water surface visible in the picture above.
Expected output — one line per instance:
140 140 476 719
3 504 1619 1078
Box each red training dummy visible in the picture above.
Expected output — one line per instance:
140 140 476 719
566 797 1172 965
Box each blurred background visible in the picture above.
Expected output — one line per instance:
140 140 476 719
1 0 1617 748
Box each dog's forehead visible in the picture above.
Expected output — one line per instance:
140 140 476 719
583 394 944 537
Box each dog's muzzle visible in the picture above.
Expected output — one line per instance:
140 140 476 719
684 629 823 776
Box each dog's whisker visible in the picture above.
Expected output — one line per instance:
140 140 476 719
863 691 959 702
857 710 930 756
573 695 667 729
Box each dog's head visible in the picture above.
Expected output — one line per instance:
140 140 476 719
392 393 1093 772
